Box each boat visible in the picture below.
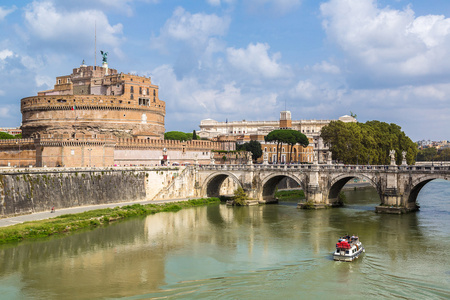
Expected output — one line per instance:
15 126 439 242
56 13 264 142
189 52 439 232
333 235 365 262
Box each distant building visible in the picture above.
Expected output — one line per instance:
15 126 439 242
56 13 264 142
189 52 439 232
0 128 21 136
199 112 356 163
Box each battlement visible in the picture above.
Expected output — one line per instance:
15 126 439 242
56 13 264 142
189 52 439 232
21 95 165 112
116 138 221 151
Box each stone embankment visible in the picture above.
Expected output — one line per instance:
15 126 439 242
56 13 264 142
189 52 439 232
0 166 196 218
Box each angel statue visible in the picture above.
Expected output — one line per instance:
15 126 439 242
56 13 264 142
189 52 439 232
100 50 108 63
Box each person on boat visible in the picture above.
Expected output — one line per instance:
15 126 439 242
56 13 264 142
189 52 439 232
51 206 55 213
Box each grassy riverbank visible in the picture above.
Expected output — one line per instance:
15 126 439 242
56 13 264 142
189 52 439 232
0 198 220 244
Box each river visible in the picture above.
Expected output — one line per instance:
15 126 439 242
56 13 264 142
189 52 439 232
0 180 449 299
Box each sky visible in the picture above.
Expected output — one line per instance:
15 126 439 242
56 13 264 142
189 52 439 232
1 0 450 141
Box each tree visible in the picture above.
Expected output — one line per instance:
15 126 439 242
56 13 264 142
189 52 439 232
265 129 309 163
236 140 263 161
320 120 417 165
193 130 198 140
233 187 248 206
0 132 15 139
416 147 438 161
164 131 189 141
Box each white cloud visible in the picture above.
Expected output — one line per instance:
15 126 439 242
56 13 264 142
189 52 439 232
0 6 16 21
24 1 124 55
35 75 54 88
152 64 279 130
152 7 230 51
0 49 14 60
226 43 292 79
311 61 341 74
320 0 450 84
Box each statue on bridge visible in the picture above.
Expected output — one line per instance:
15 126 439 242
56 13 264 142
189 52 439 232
263 152 269 165
247 151 253 165
390 150 396 166
402 151 407 166
210 151 215 165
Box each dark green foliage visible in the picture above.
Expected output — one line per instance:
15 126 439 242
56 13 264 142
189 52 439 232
265 129 309 163
164 131 189 141
416 147 450 161
233 187 247 206
0 198 220 244
236 140 263 160
193 130 198 140
0 132 15 139
320 120 417 165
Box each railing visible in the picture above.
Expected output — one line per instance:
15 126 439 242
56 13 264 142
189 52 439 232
198 163 450 172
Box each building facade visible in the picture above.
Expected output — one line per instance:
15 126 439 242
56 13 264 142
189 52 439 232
200 112 356 163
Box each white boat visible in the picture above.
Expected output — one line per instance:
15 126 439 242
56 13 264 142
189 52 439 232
333 235 365 262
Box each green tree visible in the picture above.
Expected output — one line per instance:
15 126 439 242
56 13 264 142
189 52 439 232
0 132 15 139
164 131 189 141
321 120 417 165
265 129 309 163
233 187 247 206
416 147 438 161
236 140 263 161
193 130 198 140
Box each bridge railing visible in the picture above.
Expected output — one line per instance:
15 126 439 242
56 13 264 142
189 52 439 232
198 163 450 172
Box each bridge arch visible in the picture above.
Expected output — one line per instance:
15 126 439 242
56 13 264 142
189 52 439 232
408 175 450 205
327 173 379 203
260 173 305 201
202 171 243 198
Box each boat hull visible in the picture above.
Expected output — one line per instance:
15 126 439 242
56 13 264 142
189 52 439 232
333 246 365 262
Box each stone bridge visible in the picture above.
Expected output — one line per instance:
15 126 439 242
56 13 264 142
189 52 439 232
196 164 450 213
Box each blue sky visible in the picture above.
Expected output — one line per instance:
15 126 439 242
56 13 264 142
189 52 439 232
1 0 450 141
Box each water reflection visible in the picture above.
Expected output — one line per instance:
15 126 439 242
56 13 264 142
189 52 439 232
0 181 448 299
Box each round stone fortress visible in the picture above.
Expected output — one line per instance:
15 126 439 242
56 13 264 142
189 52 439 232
20 62 165 139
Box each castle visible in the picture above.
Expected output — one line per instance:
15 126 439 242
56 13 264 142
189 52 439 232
0 61 221 168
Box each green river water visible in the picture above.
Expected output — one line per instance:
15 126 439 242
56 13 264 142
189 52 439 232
0 180 449 299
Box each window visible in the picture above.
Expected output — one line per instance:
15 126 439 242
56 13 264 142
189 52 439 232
147 88 149 95
130 94 134 99
130 86 134 93
139 87 142 94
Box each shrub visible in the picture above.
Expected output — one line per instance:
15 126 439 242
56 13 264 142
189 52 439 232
233 187 247 206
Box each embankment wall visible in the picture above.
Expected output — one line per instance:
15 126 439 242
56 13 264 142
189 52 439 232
0 167 191 217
